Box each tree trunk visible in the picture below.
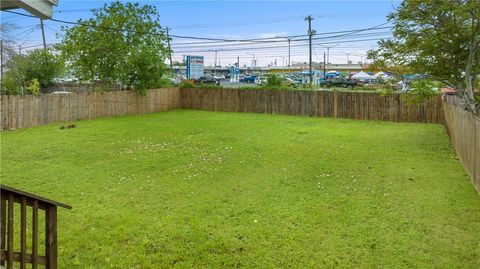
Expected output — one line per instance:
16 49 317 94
463 43 478 114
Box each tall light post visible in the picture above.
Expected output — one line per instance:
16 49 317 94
288 38 291 72
346 53 350 75
247 53 256 68
209 49 220 75
319 43 339 73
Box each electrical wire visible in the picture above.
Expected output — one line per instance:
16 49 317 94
2 10 391 44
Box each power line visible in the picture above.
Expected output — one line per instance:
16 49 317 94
173 32 390 51
172 37 391 53
2 10 391 44
2 10 306 43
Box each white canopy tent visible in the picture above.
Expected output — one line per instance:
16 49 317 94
351 71 374 80
374 72 392 79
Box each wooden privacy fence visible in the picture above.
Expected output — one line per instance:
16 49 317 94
442 96 480 191
181 88 444 123
0 88 180 130
0 185 71 269
0 88 445 130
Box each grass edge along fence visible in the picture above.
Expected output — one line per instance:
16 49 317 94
0 88 180 130
180 88 444 124
443 95 480 192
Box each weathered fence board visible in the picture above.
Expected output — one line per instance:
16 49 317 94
443 97 479 191
180 88 444 124
0 88 180 130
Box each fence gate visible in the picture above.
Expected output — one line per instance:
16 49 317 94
0 185 71 269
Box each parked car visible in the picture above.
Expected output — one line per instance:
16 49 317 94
213 74 226 80
194 76 220 86
281 77 299 87
319 78 359 88
240 75 257 83
255 76 267 86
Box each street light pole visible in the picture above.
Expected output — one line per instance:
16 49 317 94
247 53 255 68
346 53 350 75
288 38 291 72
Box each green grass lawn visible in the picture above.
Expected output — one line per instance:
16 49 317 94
1 109 479 268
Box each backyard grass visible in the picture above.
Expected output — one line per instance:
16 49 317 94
1 109 479 268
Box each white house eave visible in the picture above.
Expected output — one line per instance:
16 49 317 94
1 0 58 19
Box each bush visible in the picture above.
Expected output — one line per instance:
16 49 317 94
379 88 395 96
401 79 439 104
178 80 196 89
26 79 40 95
265 74 282 87
2 72 21 95
1 49 63 95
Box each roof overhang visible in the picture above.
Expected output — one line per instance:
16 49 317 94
1 0 58 19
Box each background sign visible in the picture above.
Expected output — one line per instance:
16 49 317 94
186 56 204 79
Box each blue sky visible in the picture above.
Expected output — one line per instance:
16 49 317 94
0 0 400 66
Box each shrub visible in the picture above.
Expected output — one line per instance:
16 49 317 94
2 72 21 95
25 78 40 95
379 88 395 97
401 79 439 104
265 74 282 87
178 80 196 89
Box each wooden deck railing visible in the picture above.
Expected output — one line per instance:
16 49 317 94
0 185 71 269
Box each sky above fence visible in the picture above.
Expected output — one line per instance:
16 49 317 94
1 0 400 66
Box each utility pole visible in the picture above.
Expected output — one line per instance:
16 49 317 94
166 27 174 74
305 15 314 86
323 51 326 80
40 19 47 52
214 49 218 74
346 53 350 75
237 56 240 67
288 38 291 72
326 47 330 65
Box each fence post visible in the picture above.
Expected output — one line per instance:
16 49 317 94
474 116 478 191
45 206 57 269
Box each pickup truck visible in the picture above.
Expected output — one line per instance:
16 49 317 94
194 76 220 86
240 75 257 83
319 78 359 88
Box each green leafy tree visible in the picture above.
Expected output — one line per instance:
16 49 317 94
57 1 170 94
23 49 64 88
1 48 62 94
368 0 480 113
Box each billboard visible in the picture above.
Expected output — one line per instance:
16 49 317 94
186 56 204 79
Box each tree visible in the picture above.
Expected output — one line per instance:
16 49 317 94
368 0 480 113
57 1 171 93
23 49 64 88
1 48 63 95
